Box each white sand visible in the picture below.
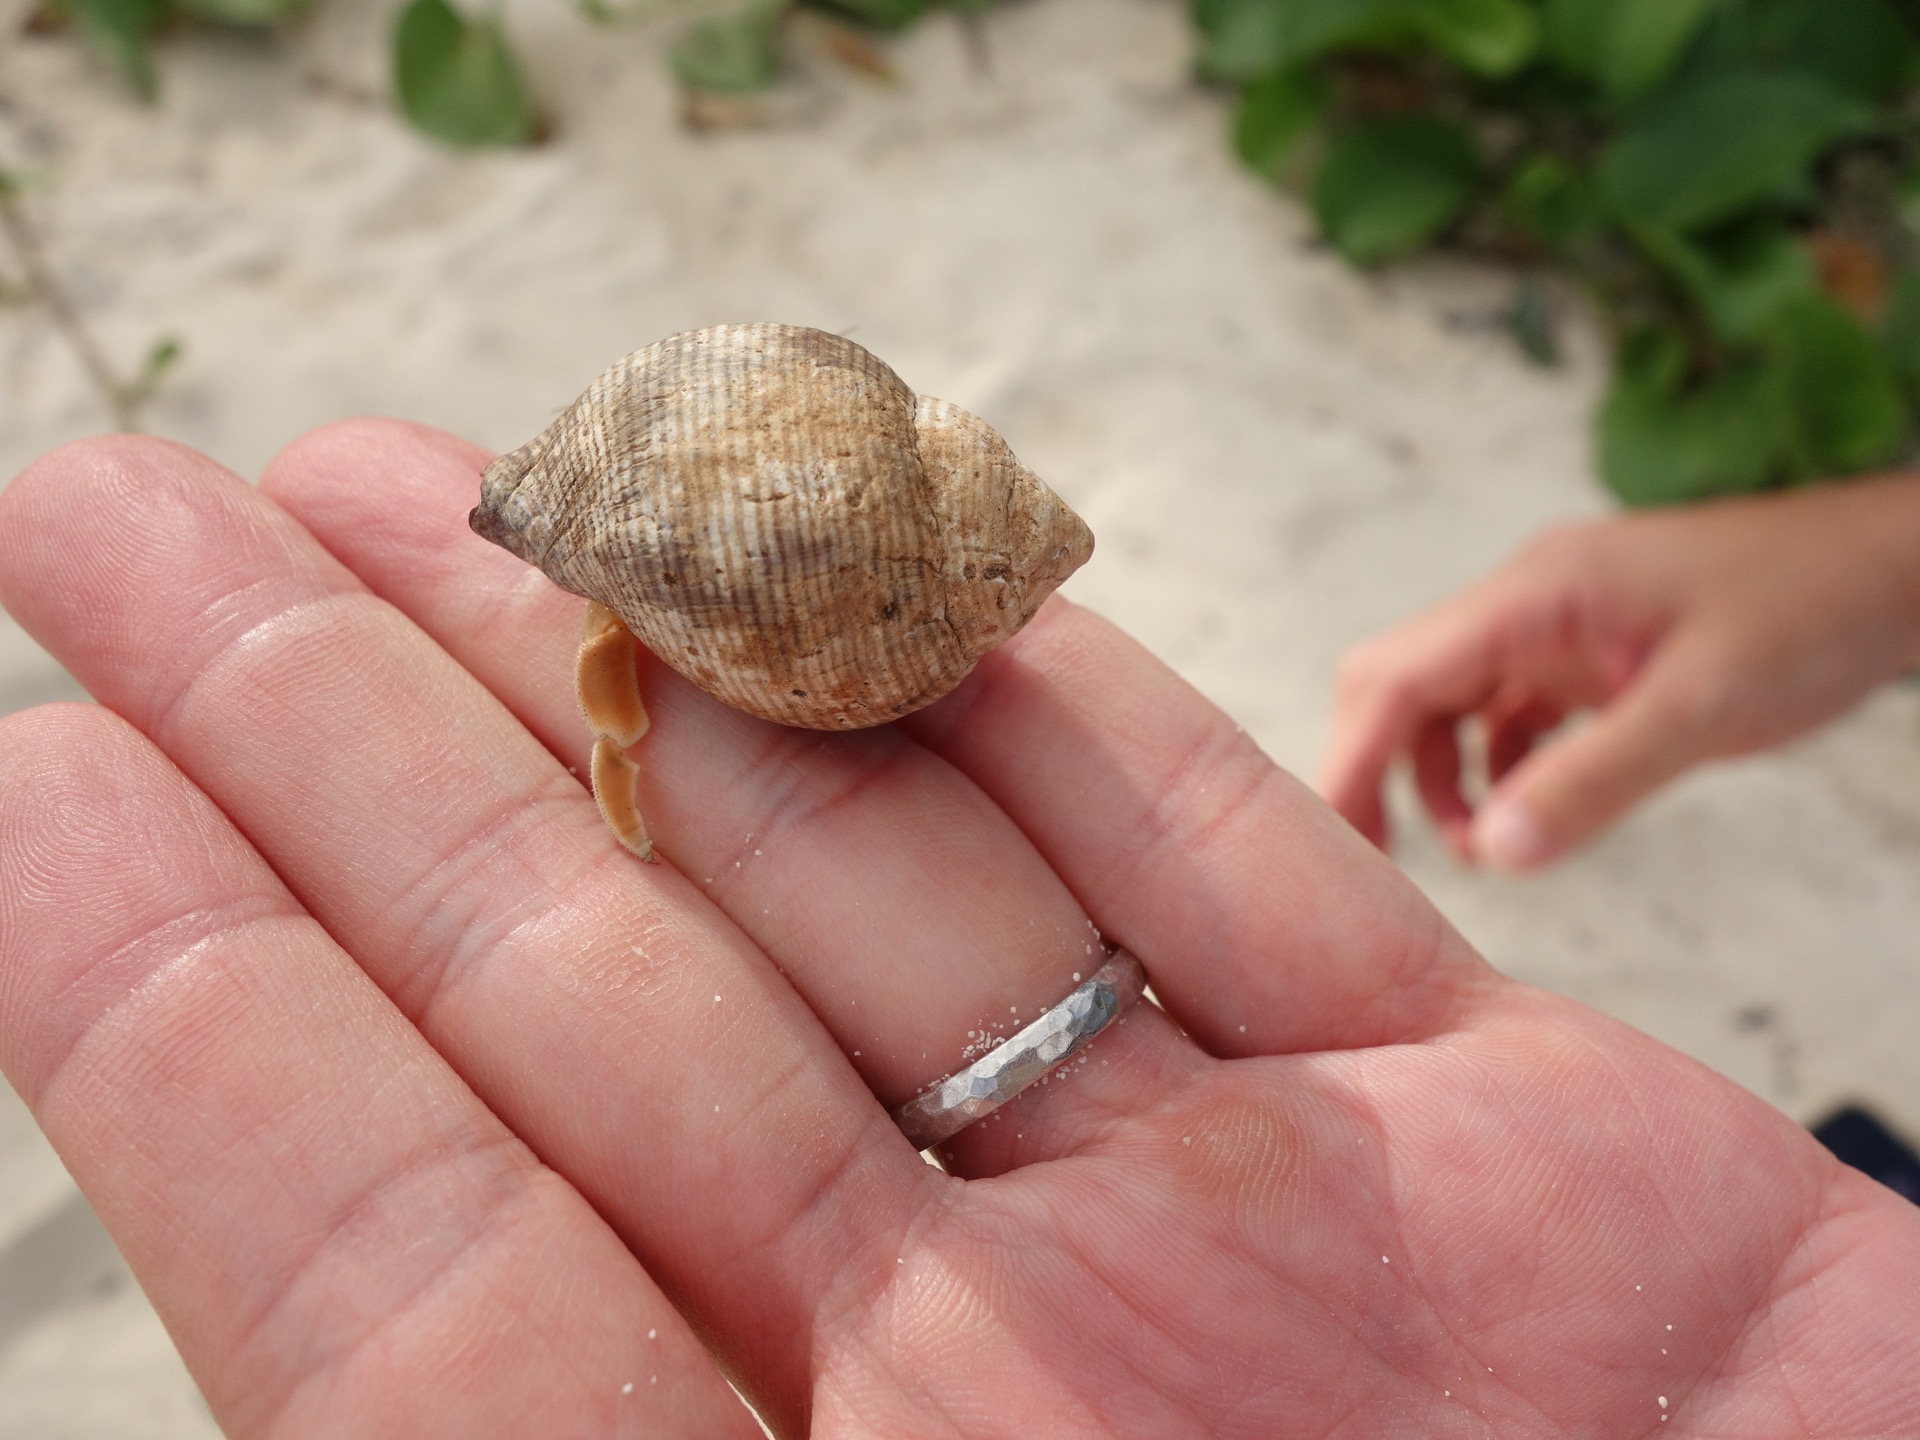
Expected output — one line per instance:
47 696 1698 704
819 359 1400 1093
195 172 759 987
2 0 1918 1430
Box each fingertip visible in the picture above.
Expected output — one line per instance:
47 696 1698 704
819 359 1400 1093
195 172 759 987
0 439 262 693
1 434 214 554
1472 666 1703 872
1470 795 1558 872
261 420 505 598
260 418 492 531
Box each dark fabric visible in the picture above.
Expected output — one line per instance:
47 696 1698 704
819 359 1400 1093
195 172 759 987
1813 1105 1920 1204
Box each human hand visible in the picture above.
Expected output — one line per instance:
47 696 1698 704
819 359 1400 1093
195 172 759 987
2 425 1917 1438
1320 476 1920 870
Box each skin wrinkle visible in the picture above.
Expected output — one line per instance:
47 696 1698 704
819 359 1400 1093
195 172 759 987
374 772 603 1029
1067 1238 1266 1428
1689 1171 1866 1435
716 726 925 868
1426 1042 1567 1306
1022 1197 1257 1438
545 862 717 1012
229 1123 541 1415
807 1136 948 1347
1502 1063 1632 1327
1576 1022 1821 1331
25 901 306 1113
812 1164 973 1433
140 567 645 1036
1460 1027 1787 1433
1337 909 1478 1055
816 1342 975 1440
64 923 567 1406
143 589 372 752
10 445 287 621
848 1264 1083 1440
253 1162 567 1440
595 1035 896 1434
1127 709 1281 865
1328 1047 1564 1427
999 1043 1141 1156
1785 1207 1916 1428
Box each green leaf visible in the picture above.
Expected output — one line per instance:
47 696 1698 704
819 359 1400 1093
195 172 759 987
1599 329 1782 505
1598 71 1864 232
1510 279 1558 364
804 0 924 28
63 0 168 100
1233 68 1326 181
1633 220 1816 342
123 335 183 409
1542 0 1717 99
175 0 303 24
1882 268 1920 392
1701 0 1916 103
671 2 784 90
393 0 537 146
1312 114 1478 263
1768 296 1908 477
1409 0 1538 77
1192 0 1402 83
1502 152 1598 249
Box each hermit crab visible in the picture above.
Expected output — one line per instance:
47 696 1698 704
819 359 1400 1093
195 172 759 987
469 322 1095 859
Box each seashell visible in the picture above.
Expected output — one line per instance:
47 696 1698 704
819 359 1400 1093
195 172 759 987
470 322 1094 858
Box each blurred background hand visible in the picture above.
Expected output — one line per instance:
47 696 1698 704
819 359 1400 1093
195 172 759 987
1319 473 1920 870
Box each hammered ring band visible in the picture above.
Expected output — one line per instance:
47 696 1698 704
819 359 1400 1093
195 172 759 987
890 948 1148 1151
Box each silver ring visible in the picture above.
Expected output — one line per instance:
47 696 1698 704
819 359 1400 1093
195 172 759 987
890 948 1148 1151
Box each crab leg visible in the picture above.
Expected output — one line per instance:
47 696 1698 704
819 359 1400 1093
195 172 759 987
576 600 655 861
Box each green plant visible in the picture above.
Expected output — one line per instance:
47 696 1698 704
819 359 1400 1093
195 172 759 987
38 0 972 146
38 0 541 149
0 171 182 431
45 0 1915 506
393 0 537 146
42 0 307 102
666 0 986 94
1202 0 1920 504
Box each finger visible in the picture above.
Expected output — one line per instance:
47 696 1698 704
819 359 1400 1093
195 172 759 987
1471 646 1713 871
1483 688 1563 786
1409 716 1472 860
0 437 928 1431
904 600 1499 1058
0 706 756 1439
257 420 1197 1174
1316 588 1517 845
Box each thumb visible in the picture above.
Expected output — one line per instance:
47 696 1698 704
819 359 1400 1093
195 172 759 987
1470 650 1714 871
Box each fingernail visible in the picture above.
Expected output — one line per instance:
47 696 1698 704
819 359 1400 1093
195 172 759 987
1473 799 1554 872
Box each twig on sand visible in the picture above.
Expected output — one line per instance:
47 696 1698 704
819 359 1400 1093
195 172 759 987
0 176 177 432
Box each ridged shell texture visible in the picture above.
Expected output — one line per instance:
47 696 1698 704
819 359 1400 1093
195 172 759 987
471 323 1094 728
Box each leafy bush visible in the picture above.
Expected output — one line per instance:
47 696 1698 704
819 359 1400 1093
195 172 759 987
1203 0 1920 503
42 0 306 101
42 0 1920 505
40 0 541 147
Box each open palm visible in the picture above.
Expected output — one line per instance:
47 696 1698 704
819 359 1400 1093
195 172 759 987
1 424 1915 1438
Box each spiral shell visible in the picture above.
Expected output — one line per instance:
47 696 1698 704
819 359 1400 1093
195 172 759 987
470 323 1094 728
